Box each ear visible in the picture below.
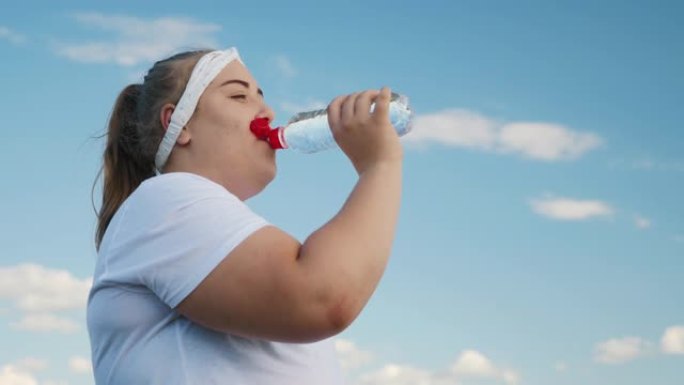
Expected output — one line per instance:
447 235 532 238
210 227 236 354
160 103 191 146
176 128 191 146
160 103 175 131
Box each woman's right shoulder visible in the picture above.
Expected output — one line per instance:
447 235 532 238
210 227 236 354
133 172 232 206
98 172 237 256
106 172 231 233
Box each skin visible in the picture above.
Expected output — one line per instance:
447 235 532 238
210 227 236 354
162 60 277 199
162 60 403 343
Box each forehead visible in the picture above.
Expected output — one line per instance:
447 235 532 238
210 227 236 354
211 61 258 88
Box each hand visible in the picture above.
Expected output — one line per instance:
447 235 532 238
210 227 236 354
326 87 403 174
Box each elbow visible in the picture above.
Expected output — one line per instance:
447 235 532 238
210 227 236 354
324 293 358 336
274 285 357 343
281 294 355 344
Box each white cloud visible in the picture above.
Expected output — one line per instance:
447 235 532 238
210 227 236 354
10 313 79 334
451 350 497 377
407 109 602 161
530 196 613 221
0 264 91 334
609 158 684 173
633 158 684 172
12 358 48 373
553 361 567 372
0 264 91 313
633 158 656 170
500 370 520 385
0 358 59 385
594 336 651 364
335 344 519 385
0 26 27 45
54 12 221 66
335 339 374 371
498 122 601 161
451 350 519 385
357 364 436 385
634 215 652 229
274 55 297 78
68 356 92 374
661 325 684 354
407 109 497 150
0 364 38 385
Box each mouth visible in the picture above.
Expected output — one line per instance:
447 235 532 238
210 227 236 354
250 117 271 139
250 117 284 151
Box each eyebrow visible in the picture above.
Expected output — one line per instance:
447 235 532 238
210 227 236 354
219 79 264 97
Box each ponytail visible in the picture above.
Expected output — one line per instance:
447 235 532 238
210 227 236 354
93 49 211 250
95 84 154 250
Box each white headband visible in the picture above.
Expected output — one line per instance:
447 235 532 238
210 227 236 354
154 48 243 173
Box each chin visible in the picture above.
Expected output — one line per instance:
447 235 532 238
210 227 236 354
261 157 277 183
259 167 277 190
244 168 277 199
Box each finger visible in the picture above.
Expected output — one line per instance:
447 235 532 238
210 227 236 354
341 93 360 124
372 87 391 119
327 94 346 129
355 90 380 120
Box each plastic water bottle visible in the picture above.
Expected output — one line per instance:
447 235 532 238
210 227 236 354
254 92 413 153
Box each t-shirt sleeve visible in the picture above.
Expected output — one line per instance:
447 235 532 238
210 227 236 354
107 176 270 309
144 195 269 308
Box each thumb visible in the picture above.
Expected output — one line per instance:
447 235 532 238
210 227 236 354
373 87 391 118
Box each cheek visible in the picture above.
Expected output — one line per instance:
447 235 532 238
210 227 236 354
204 111 239 139
195 102 254 147
215 120 254 159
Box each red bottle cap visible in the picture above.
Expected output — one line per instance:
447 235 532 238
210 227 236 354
250 117 287 150
267 127 287 149
249 117 271 140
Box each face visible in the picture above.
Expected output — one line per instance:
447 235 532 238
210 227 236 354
183 61 276 200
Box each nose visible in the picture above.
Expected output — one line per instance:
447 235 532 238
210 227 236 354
256 102 276 125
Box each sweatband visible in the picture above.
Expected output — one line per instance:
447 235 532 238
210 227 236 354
154 48 243 173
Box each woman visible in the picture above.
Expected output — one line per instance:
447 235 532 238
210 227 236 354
87 47 403 384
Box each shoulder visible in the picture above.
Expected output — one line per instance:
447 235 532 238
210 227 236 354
100 172 246 251
131 172 251 225
125 172 243 214
137 172 233 201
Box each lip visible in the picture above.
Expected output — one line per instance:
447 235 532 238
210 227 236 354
250 117 272 140
256 137 276 153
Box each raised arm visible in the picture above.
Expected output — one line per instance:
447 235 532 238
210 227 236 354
176 88 403 342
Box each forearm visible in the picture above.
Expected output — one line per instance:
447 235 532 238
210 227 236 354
298 160 402 325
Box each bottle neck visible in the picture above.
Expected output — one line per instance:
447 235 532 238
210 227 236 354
267 127 287 149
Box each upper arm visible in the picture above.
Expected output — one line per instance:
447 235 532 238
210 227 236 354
175 225 346 343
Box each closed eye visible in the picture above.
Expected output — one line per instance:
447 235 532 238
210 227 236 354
231 95 248 100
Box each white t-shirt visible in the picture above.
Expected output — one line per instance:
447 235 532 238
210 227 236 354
87 172 345 385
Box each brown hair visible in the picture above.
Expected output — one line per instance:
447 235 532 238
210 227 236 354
94 49 211 250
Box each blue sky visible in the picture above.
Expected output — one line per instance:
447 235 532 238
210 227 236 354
0 1 682 384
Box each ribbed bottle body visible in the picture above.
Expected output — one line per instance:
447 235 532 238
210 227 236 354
281 93 413 153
